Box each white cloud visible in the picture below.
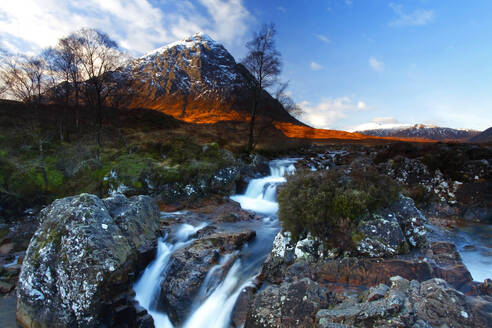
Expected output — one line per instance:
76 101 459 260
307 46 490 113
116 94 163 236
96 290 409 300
297 96 367 128
389 3 434 27
0 0 253 56
314 34 330 44
369 57 384 71
348 117 411 132
345 0 353 8
310 61 323 71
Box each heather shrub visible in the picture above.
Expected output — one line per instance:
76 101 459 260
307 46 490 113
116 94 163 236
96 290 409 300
277 167 400 251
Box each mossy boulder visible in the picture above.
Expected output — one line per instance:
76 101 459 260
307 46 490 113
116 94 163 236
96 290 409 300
17 193 160 328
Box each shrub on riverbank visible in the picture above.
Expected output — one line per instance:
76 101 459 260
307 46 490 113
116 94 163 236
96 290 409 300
277 167 400 251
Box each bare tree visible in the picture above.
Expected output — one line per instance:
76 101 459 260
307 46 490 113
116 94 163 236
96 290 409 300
242 23 281 153
43 34 84 140
1 54 47 106
71 28 123 151
273 81 303 118
0 49 8 98
0 54 51 187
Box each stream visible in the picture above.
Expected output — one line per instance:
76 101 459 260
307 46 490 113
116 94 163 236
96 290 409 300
133 158 298 328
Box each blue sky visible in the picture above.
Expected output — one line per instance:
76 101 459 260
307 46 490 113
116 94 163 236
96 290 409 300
1 0 491 131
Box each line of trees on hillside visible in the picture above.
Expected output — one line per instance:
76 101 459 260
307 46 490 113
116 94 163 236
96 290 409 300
0 25 302 155
0 28 127 158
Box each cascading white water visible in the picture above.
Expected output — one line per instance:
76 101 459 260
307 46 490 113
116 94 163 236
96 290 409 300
133 223 206 328
230 159 298 215
134 159 297 328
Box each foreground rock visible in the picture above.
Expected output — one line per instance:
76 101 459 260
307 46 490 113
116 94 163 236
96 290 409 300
17 193 160 328
316 277 492 328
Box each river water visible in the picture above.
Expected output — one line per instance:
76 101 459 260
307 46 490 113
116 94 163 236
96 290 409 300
133 159 298 327
452 224 492 282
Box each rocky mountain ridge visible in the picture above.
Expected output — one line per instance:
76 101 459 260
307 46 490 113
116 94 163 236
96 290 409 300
358 124 480 141
120 33 299 125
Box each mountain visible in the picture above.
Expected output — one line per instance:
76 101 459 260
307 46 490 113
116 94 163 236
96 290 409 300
121 33 298 124
357 124 480 141
469 127 492 143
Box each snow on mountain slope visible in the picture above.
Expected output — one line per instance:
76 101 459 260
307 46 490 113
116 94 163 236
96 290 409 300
357 124 480 141
119 33 297 124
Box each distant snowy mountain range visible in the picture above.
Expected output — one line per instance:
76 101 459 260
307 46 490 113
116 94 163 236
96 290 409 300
357 124 481 141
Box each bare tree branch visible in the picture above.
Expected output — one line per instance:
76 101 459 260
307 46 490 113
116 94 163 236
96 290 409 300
241 23 282 153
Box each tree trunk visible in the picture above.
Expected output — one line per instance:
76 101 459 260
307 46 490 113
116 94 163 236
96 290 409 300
95 88 103 161
247 90 258 153
75 82 80 130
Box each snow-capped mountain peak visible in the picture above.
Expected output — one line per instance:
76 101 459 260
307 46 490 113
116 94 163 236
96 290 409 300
141 32 221 59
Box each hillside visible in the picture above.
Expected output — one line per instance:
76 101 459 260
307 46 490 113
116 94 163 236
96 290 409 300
470 127 492 143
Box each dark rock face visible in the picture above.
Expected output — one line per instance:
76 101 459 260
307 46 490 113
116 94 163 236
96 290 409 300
316 277 492 328
425 241 475 293
245 278 331 328
160 230 255 325
16 193 160 328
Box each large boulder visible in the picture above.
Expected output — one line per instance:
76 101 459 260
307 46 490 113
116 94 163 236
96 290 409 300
17 193 160 328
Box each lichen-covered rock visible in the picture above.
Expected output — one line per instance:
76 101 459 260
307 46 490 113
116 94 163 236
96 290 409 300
17 193 160 328
260 232 296 284
245 278 331 328
354 195 426 257
316 277 492 328
389 195 427 248
357 214 408 257
410 278 492 328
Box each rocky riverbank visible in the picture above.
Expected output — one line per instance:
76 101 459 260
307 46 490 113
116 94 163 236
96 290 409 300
7 144 492 327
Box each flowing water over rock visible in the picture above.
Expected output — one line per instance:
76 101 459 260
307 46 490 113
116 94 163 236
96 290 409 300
453 224 492 282
133 159 298 327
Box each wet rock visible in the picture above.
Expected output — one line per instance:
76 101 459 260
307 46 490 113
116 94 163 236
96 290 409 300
245 278 331 328
160 230 255 325
16 193 160 328
231 286 256 328
191 199 258 223
426 241 475 293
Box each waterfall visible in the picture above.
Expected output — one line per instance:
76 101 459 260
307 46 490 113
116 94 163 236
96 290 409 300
133 223 206 328
133 159 297 327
